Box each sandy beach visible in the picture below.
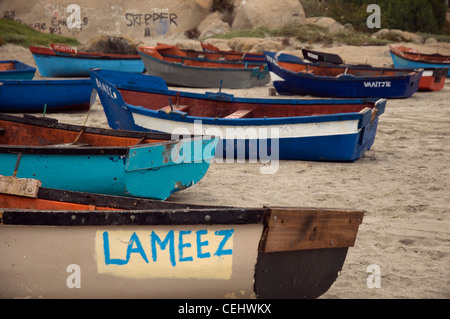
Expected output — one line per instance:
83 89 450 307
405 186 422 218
1 42 449 299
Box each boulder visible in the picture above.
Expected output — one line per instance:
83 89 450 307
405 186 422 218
371 29 423 44
306 17 345 33
231 0 306 30
198 12 231 40
425 37 438 45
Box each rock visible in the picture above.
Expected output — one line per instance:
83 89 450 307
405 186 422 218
306 17 345 33
231 0 306 30
249 40 284 53
198 12 231 40
78 35 141 54
371 29 423 44
425 37 438 45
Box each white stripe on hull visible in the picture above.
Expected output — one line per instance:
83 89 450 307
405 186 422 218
132 113 360 139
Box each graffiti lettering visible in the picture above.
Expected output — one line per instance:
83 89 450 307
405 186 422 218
125 12 178 27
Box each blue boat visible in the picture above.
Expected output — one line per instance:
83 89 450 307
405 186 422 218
90 69 386 163
0 60 36 80
0 113 218 200
264 51 423 98
389 45 450 77
29 45 145 77
0 78 93 112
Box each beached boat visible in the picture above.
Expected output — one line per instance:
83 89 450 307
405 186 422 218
0 113 217 200
201 42 266 63
0 60 36 80
0 176 364 299
389 45 450 77
90 69 386 162
303 49 447 92
29 44 145 77
137 44 270 88
264 51 423 98
0 78 92 112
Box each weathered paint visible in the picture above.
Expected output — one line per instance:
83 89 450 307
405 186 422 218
95 226 235 279
29 46 144 77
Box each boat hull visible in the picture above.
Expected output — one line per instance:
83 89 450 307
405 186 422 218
138 48 270 89
389 49 450 77
91 69 386 162
0 114 218 200
265 51 422 98
0 205 363 299
0 79 92 112
30 48 144 77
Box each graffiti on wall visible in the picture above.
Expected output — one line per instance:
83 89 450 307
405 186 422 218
125 8 178 37
3 5 178 38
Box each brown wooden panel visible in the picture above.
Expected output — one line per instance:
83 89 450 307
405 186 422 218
260 207 364 252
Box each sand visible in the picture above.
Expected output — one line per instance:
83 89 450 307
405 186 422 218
1 42 449 299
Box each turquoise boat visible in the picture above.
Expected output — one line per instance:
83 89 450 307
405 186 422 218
389 45 450 77
0 113 218 200
0 60 36 80
29 45 144 77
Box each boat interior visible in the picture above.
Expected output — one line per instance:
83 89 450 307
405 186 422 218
142 45 267 70
0 62 15 71
277 60 415 77
119 89 376 119
0 117 166 147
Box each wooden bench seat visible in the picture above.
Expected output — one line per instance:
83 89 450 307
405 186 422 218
224 109 253 119
158 104 190 113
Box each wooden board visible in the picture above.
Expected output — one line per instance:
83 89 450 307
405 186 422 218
0 175 42 198
260 207 364 252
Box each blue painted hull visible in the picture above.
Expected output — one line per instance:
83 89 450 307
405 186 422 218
0 60 36 80
0 79 92 112
264 51 422 98
390 51 450 77
90 69 386 162
0 114 218 200
31 52 144 77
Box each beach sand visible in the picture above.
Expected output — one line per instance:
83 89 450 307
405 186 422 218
1 42 449 299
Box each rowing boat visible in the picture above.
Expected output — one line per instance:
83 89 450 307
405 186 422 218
0 113 217 200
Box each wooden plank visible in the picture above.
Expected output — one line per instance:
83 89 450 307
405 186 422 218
0 175 42 198
260 207 364 252
224 109 252 119
159 104 190 113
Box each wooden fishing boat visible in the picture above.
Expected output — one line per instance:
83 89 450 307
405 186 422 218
29 44 145 77
389 45 450 77
0 78 92 112
303 49 447 92
264 51 423 98
0 113 218 200
0 60 36 80
201 42 266 63
90 69 386 162
0 176 364 299
137 44 270 89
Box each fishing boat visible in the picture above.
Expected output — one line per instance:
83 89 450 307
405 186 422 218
0 113 218 200
0 78 92 112
201 42 266 62
389 45 450 77
264 51 423 98
29 44 145 77
0 176 364 299
137 44 270 89
303 48 447 92
90 69 386 162
0 60 36 80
